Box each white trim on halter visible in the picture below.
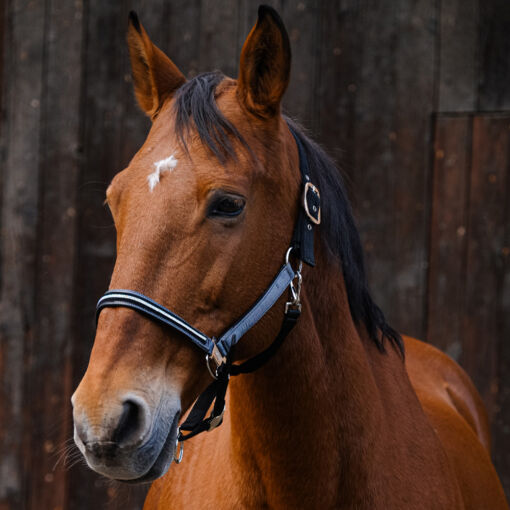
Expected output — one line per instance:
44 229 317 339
148 154 178 191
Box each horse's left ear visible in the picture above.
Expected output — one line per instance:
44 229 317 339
237 5 291 119
127 11 186 118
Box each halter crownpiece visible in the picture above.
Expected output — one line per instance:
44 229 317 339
95 122 320 462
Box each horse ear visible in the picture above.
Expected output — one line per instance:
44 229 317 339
127 11 186 118
237 5 291 118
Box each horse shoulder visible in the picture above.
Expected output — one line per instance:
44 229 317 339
404 335 508 509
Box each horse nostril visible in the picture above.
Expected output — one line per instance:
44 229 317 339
112 399 147 447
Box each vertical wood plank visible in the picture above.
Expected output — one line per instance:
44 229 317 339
164 0 202 78
281 0 320 130
426 115 471 360
493 128 510 495
478 0 510 111
437 0 478 112
462 114 510 497
0 0 45 508
23 0 84 508
198 0 240 77
348 0 436 338
315 0 363 179
0 0 6 140
463 114 510 418
428 113 510 499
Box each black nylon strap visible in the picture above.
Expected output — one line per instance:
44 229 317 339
230 308 301 375
288 125 318 267
178 366 230 441
177 308 300 441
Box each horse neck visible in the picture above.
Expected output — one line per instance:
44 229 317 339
227 242 396 507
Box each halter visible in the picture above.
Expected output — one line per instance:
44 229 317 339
95 124 320 463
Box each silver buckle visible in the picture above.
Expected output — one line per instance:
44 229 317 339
303 182 321 225
208 407 225 431
206 342 227 380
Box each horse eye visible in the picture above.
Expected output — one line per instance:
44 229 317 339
209 195 246 218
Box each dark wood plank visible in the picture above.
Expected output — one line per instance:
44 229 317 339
0 0 6 141
0 0 45 508
344 0 436 339
478 0 510 111
492 118 510 495
280 0 320 130
426 115 472 359
438 0 478 112
22 1 84 508
198 0 240 78
164 0 202 78
462 115 510 450
428 114 510 499
314 0 363 179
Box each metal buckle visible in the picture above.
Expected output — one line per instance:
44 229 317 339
208 406 225 431
206 342 227 380
303 182 321 225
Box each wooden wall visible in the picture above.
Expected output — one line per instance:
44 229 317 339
0 0 509 508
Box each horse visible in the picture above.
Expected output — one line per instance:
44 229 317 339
71 6 508 509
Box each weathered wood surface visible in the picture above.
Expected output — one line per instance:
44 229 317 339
0 1 509 508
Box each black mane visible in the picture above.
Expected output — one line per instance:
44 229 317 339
173 72 403 355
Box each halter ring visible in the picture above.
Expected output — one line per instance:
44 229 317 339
285 247 303 313
285 247 303 273
173 438 184 464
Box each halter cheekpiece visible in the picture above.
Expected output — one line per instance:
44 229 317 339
95 123 320 464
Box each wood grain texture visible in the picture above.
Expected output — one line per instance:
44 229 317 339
0 0 45 507
427 113 510 498
438 0 478 112
427 115 472 358
335 0 436 339
478 0 510 110
24 2 84 509
0 0 509 507
281 0 320 130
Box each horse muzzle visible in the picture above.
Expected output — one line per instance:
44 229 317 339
72 392 181 482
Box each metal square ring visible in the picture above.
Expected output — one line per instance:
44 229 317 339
303 182 321 225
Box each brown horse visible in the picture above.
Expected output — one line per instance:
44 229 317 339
72 6 508 509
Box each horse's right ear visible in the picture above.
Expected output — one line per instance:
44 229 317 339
127 12 186 118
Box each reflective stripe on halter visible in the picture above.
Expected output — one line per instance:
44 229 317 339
96 262 296 359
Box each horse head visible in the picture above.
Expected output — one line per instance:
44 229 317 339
72 6 300 482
